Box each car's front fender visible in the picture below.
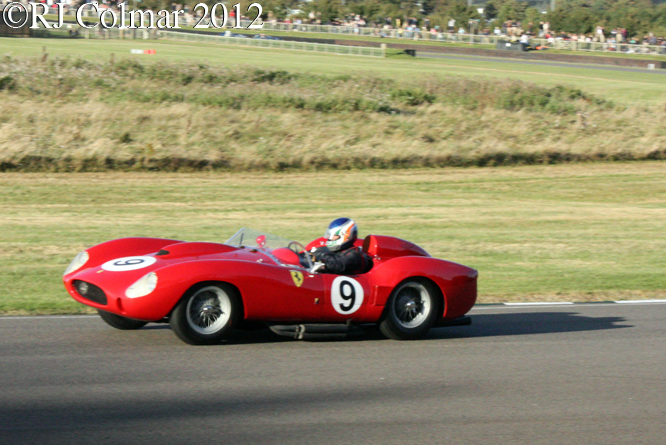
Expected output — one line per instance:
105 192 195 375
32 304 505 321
116 259 316 321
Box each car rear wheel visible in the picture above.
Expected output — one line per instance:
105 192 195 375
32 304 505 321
379 279 440 340
98 309 148 330
170 282 241 345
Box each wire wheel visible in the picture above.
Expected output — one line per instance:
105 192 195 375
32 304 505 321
380 279 440 340
185 286 232 335
170 282 241 345
393 282 432 329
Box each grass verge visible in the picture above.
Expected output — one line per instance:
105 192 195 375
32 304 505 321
1 52 666 172
1 163 665 314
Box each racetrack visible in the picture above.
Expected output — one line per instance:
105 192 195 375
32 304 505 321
2 303 665 444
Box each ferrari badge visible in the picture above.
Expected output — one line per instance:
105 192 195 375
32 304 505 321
290 270 304 287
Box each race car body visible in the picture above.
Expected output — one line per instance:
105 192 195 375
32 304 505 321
63 228 477 345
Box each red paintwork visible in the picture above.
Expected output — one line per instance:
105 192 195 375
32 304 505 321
64 234 477 324
271 247 301 266
363 235 429 259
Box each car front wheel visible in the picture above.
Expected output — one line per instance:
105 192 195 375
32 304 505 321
379 279 440 340
98 309 147 330
170 282 241 345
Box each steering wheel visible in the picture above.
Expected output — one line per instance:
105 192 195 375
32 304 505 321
288 241 305 253
288 241 313 270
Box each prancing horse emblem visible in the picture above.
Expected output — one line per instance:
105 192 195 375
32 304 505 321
290 270 304 287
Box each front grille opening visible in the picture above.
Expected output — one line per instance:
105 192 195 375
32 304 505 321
73 280 107 305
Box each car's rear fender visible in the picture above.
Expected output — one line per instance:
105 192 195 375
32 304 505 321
367 256 478 319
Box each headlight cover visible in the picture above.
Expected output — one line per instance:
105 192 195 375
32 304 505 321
64 251 89 276
125 272 158 299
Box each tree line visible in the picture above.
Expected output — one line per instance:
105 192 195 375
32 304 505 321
259 0 666 37
136 0 666 38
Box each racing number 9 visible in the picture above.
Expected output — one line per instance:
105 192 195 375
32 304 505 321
101 256 157 272
330 276 364 315
113 259 145 267
339 280 355 311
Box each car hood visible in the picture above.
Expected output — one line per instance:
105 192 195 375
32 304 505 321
155 241 240 259
66 241 270 295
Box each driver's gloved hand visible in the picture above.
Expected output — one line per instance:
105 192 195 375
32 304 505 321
311 262 326 273
312 247 330 262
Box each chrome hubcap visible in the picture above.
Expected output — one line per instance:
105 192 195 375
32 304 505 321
186 286 231 335
394 283 431 329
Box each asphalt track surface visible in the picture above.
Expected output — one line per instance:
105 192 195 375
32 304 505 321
419 52 666 75
1 303 665 445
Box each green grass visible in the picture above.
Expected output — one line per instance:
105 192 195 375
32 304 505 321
2 37 665 105
1 41 665 172
6 55 666 173
1 163 665 314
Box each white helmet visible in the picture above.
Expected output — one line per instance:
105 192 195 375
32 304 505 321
324 218 358 252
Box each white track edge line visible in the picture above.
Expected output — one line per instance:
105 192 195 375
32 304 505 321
613 299 666 304
471 304 615 311
503 302 575 306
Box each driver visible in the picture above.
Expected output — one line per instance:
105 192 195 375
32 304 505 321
310 218 373 275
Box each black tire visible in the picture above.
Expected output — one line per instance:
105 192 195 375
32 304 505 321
379 279 441 340
169 282 242 345
98 309 148 330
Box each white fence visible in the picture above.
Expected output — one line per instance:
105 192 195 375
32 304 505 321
32 27 155 40
157 30 386 58
251 21 666 56
32 27 385 58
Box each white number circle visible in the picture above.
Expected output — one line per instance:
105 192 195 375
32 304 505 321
101 256 156 272
331 276 364 315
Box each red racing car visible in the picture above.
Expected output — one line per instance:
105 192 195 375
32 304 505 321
63 228 477 345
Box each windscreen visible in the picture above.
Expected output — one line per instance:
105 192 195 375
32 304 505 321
225 228 312 269
225 228 294 249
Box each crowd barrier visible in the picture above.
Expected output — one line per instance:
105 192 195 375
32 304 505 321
32 27 154 40
31 27 386 58
158 30 386 58
251 21 666 56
